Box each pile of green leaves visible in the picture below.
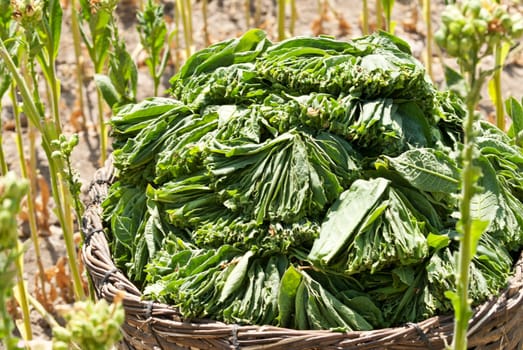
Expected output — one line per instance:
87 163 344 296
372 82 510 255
102 29 523 331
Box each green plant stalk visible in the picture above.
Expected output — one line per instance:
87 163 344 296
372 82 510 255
0 104 7 176
0 38 85 301
376 0 383 31
255 0 262 26
59 134 94 299
452 58 482 350
78 5 113 164
70 0 86 128
23 288 59 329
492 45 504 130
289 0 297 36
156 46 171 97
491 0 504 131
177 0 192 58
49 152 85 301
11 85 47 305
137 0 170 98
202 0 210 46
186 0 193 48
57 171 85 299
21 19 86 301
38 24 63 136
277 0 286 41
245 0 251 28
174 6 180 70
381 0 394 33
14 241 32 342
453 117 474 350
85 12 110 165
423 0 433 80
97 87 107 164
63 153 84 223
362 0 369 35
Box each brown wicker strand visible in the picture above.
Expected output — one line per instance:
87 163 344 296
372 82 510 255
82 162 523 350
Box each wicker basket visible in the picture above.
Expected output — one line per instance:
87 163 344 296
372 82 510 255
82 161 523 350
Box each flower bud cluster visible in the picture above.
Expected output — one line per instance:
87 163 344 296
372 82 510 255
435 0 523 59
10 0 43 29
88 0 118 13
53 298 125 350
0 172 28 250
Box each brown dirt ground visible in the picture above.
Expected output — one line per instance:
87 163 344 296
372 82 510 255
2 0 522 346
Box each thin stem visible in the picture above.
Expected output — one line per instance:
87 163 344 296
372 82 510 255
362 0 369 35
202 0 210 46
173 2 180 70
177 0 192 58
41 24 62 136
50 161 85 301
25 291 60 329
289 0 297 36
185 0 193 52
0 38 85 301
0 40 42 132
0 103 7 176
376 0 383 31
493 45 504 130
14 241 32 341
96 87 107 164
12 86 47 306
382 0 392 33
277 0 286 41
423 0 433 80
70 0 86 129
254 0 262 27
57 171 84 300
453 106 475 350
245 0 250 29
452 58 481 350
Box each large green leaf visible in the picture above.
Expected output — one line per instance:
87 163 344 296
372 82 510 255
383 148 460 193
506 97 523 140
308 178 390 266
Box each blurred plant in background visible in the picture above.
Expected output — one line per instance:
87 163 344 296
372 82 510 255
52 293 125 350
0 173 28 350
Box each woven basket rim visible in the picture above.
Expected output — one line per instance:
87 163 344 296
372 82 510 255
82 159 523 350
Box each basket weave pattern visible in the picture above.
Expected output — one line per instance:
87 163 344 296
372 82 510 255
82 161 523 350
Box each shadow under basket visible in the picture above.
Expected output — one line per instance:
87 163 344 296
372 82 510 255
82 161 523 350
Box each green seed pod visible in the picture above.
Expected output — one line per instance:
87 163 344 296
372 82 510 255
449 22 463 36
459 37 473 55
51 341 69 350
462 23 475 37
52 326 71 342
446 35 460 57
435 28 448 48
464 0 481 18
442 7 463 25
501 16 513 34
472 19 488 35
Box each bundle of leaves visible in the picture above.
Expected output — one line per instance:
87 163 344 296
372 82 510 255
103 29 523 331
